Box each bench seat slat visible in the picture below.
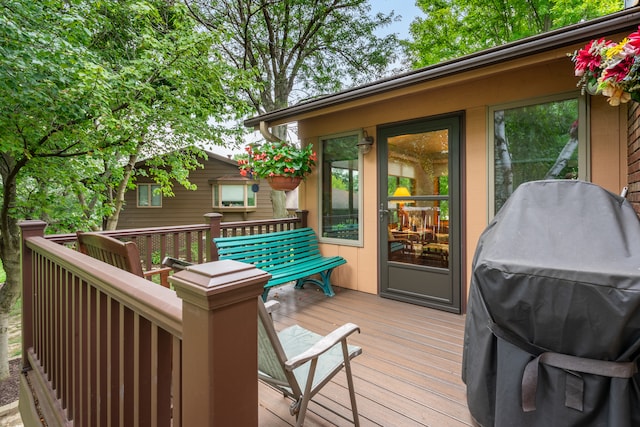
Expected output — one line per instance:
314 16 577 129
214 228 346 300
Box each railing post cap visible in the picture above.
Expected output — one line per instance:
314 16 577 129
170 260 270 310
19 220 48 231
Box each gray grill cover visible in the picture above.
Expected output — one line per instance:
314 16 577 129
462 180 640 427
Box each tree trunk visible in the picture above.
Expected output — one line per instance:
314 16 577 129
105 153 138 230
269 124 290 218
271 190 287 218
545 121 579 180
494 110 513 212
0 154 25 380
0 312 9 380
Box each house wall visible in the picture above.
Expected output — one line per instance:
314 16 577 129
294 40 628 304
118 156 275 229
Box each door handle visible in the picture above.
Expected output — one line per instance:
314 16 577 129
379 203 389 221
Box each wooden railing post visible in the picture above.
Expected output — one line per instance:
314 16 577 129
171 260 270 426
19 220 47 369
296 209 309 228
204 213 223 261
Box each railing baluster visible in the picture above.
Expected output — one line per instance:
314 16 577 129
98 291 108 427
108 296 119 427
123 306 134 426
171 337 182 427
89 285 97 427
63 270 71 412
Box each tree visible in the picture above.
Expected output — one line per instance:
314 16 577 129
0 0 252 379
407 0 621 68
185 0 400 217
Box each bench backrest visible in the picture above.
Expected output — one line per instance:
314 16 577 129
77 232 145 277
214 228 321 268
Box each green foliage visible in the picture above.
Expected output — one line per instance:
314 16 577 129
238 141 317 179
189 0 401 111
0 0 256 234
0 0 257 376
407 0 620 68
505 100 578 183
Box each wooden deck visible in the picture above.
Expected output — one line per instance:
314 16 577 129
259 285 474 426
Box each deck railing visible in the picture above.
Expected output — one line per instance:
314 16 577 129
45 210 308 273
18 218 277 426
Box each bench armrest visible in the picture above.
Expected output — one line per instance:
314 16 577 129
285 323 360 370
143 266 172 288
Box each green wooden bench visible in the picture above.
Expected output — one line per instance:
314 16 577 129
213 227 346 301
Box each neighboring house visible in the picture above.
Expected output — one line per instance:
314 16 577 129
117 150 276 229
243 9 640 314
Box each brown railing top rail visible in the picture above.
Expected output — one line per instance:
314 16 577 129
46 211 308 245
24 235 183 337
47 223 214 245
220 217 302 229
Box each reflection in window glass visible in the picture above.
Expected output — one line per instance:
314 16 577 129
321 134 360 241
493 98 580 213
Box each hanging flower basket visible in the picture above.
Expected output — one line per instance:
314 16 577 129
570 26 640 106
267 175 302 191
237 140 317 190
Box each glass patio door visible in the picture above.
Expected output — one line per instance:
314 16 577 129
378 115 461 313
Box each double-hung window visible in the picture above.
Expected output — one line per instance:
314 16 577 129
137 183 162 207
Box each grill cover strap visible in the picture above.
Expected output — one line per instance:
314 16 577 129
521 352 638 412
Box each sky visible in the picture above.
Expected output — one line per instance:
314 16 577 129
210 1 424 157
370 0 422 39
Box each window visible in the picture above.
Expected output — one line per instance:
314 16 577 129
319 132 362 244
137 184 162 207
211 179 257 211
489 93 588 216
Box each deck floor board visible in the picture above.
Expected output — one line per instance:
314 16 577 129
259 285 474 426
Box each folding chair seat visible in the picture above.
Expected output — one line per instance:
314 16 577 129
258 298 362 426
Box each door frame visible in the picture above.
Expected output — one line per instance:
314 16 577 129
377 112 464 313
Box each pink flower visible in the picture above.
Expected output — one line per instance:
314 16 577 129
602 56 633 82
574 39 607 76
626 26 640 54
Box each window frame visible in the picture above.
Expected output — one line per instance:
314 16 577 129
487 91 590 219
317 130 364 247
210 179 258 212
137 183 162 208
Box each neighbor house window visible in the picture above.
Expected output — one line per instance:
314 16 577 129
489 93 588 217
210 178 257 211
137 183 162 207
319 132 363 244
